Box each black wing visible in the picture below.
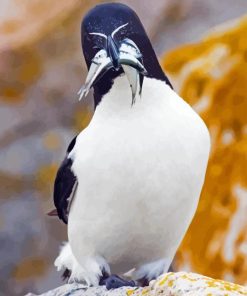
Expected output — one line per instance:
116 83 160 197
53 136 77 224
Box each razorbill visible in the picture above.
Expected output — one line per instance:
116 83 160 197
51 2 210 289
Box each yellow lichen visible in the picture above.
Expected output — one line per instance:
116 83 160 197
35 163 58 197
126 289 135 296
42 131 62 151
162 15 247 285
158 273 170 286
12 257 48 280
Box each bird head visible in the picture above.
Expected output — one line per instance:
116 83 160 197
78 3 172 106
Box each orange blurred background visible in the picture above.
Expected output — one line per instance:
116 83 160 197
0 0 246 295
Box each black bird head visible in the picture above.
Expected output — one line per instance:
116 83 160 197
79 3 172 106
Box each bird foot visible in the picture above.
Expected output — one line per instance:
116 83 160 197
100 274 136 290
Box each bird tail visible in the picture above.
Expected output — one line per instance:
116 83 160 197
47 209 58 216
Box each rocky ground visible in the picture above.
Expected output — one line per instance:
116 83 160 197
26 272 247 296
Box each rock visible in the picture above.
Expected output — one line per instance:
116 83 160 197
162 15 247 285
27 272 247 296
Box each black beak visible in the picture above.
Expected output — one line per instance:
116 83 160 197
107 36 119 70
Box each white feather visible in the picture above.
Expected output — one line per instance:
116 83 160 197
111 23 128 38
132 259 170 282
54 242 110 285
89 32 107 39
66 76 210 285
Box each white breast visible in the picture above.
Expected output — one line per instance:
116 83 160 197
68 75 210 275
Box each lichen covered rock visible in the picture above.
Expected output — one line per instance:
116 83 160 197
162 16 247 285
28 272 247 296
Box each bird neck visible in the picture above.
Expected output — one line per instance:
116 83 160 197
92 75 170 120
92 50 172 109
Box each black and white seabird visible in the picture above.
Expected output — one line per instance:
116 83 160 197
51 3 210 289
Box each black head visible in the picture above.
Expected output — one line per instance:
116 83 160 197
80 3 172 107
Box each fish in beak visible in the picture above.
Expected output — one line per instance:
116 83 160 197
78 24 147 104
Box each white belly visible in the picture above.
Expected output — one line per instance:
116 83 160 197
68 76 210 274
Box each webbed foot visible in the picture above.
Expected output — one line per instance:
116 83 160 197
100 274 136 290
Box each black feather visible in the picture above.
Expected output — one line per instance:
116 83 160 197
53 137 77 224
62 268 71 281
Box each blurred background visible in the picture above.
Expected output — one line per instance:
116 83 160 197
0 0 246 295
